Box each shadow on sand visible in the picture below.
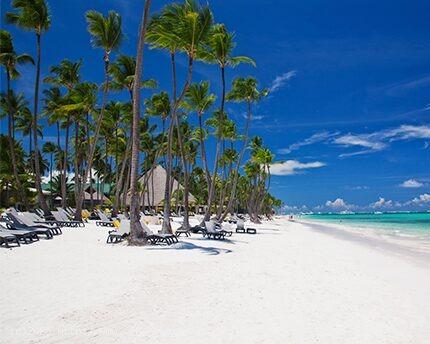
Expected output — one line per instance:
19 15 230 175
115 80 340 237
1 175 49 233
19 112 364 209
145 241 233 255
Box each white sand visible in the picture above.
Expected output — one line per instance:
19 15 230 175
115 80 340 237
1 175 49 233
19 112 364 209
1 217 430 344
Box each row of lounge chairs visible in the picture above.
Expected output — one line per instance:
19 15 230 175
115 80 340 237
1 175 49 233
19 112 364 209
106 217 256 245
0 209 66 248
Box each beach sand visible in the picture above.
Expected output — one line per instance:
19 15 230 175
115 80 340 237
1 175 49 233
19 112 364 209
1 217 430 343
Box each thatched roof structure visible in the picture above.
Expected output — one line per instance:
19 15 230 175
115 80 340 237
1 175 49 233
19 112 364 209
126 165 196 207
83 191 109 202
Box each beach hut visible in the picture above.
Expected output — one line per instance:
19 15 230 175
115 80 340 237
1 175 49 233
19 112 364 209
125 165 196 210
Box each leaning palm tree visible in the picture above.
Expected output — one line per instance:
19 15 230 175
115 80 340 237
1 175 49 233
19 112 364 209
200 23 255 223
6 0 51 214
0 30 33 208
221 77 268 220
73 10 123 220
129 0 152 245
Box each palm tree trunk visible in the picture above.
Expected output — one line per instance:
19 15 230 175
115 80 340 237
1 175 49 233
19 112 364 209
221 100 252 221
73 121 80 208
112 137 130 215
6 71 29 209
49 153 53 207
129 0 151 244
61 117 70 208
198 114 211 185
161 52 177 233
202 66 226 224
75 56 111 220
33 33 50 214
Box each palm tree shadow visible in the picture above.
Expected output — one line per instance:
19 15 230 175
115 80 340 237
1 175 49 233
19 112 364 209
146 241 232 255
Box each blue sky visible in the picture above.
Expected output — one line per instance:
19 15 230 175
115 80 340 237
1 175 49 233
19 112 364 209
1 0 429 211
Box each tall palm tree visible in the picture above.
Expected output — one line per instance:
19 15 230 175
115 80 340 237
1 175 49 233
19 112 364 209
6 0 51 214
108 55 156 215
0 30 34 209
42 86 69 207
183 81 216 185
221 77 268 220
200 24 255 223
129 0 152 245
74 10 123 220
147 0 213 233
42 141 57 205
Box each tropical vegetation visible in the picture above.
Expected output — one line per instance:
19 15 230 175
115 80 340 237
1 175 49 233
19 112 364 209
0 0 282 244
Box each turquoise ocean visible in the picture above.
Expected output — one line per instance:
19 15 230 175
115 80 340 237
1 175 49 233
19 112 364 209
303 212 430 241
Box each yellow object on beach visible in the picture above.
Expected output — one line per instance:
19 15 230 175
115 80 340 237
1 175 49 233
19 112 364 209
81 209 91 219
113 220 120 228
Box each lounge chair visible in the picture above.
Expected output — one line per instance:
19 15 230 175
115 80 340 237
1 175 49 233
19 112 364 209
213 220 233 237
14 211 62 235
57 208 86 225
175 226 191 237
204 221 230 240
51 211 85 227
236 219 257 234
106 220 129 244
173 219 191 237
5 213 54 239
0 223 39 244
0 230 20 248
96 210 115 227
140 219 178 245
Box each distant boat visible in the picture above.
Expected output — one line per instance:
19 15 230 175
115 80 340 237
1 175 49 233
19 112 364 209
373 211 383 215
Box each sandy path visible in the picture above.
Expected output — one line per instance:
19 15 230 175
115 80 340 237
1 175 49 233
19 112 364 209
1 219 429 343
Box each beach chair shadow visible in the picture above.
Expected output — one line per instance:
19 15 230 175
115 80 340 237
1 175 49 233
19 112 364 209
146 241 232 255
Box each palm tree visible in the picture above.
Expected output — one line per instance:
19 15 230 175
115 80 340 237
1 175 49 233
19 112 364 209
109 54 157 97
42 86 68 206
221 77 268 220
183 81 216 185
0 30 34 209
59 81 97 208
108 55 156 215
73 10 123 220
6 0 51 214
129 0 152 245
147 0 213 233
200 24 255 223
14 105 35 151
42 141 57 206
0 91 31 208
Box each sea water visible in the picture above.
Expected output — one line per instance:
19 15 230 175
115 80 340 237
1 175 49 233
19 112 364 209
303 212 430 241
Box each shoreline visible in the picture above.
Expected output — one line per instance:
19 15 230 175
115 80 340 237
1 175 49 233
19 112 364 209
2 217 430 343
298 219 430 268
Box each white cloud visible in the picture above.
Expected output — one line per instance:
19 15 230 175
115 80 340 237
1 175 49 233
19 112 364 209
269 70 297 93
325 198 355 210
333 124 430 157
278 131 338 154
333 133 387 157
384 125 430 141
370 197 394 208
406 193 430 206
400 179 424 188
270 160 326 176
